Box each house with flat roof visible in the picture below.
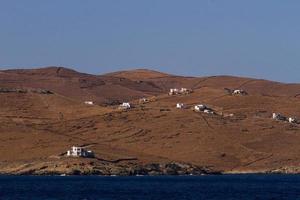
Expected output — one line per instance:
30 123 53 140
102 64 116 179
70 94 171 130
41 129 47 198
119 102 131 110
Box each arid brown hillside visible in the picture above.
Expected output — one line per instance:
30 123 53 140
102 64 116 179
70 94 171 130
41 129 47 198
105 69 170 80
107 69 300 98
0 67 165 106
0 66 299 175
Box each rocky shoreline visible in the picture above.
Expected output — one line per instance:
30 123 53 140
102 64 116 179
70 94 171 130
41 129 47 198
2 160 300 176
0 160 223 176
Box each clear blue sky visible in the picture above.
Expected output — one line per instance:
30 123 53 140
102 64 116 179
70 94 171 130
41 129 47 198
0 0 299 83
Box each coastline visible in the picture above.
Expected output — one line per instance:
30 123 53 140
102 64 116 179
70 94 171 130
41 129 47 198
1 162 300 176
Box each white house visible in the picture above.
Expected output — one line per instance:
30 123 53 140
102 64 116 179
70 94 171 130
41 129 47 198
194 104 207 112
169 88 179 95
288 117 297 124
194 104 215 114
119 102 131 110
67 146 94 158
176 103 186 109
232 89 247 95
203 109 214 114
272 113 286 121
84 101 94 105
181 87 192 94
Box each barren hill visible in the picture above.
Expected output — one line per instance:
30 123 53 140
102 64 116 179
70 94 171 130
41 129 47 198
0 66 299 175
105 69 170 80
0 67 165 105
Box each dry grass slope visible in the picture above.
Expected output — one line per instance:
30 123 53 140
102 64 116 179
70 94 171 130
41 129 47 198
0 66 299 175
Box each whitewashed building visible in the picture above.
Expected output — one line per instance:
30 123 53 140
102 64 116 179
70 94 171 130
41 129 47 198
194 104 207 112
194 104 214 114
84 101 94 105
67 146 94 158
232 89 247 95
272 113 286 121
203 109 214 114
119 102 131 110
176 103 186 109
288 117 297 124
169 88 179 95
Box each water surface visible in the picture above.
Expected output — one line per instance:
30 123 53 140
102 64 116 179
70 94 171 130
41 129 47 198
0 175 300 200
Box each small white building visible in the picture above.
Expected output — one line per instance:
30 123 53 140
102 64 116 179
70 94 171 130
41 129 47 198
232 89 247 95
180 87 192 94
169 88 179 95
67 146 94 158
194 104 214 114
176 103 186 109
84 101 94 105
194 104 207 112
119 102 131 110
272 113 286 121
288 117 297 124
203 109 214 114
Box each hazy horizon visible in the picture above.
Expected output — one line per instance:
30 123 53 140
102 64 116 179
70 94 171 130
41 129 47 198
1 0 299 83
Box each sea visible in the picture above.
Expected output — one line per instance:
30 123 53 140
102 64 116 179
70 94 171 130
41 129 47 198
0 175 300 200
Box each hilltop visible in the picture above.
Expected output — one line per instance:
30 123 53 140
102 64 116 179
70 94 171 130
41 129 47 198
105 68 170 80
0 66 299 175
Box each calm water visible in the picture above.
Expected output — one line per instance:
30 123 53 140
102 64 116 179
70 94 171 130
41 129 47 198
0 175 300 200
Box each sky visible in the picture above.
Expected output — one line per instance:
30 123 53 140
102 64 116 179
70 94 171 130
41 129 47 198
0 0 299 83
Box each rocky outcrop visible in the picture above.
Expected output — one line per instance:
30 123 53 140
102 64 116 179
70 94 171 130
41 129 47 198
0 160 221 176
267 166 300 174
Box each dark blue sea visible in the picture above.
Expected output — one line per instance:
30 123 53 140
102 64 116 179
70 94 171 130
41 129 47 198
0 175 300 200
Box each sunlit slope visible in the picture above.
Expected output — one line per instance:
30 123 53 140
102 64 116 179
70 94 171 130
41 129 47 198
0 66 299 174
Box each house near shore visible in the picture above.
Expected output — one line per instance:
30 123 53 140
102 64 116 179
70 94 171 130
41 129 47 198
119 102 131 110
67 146 94 158
84 101 94 105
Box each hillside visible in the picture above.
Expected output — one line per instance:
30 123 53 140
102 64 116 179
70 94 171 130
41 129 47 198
0 66 299 175
0 67 165 106
105 69 170 80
